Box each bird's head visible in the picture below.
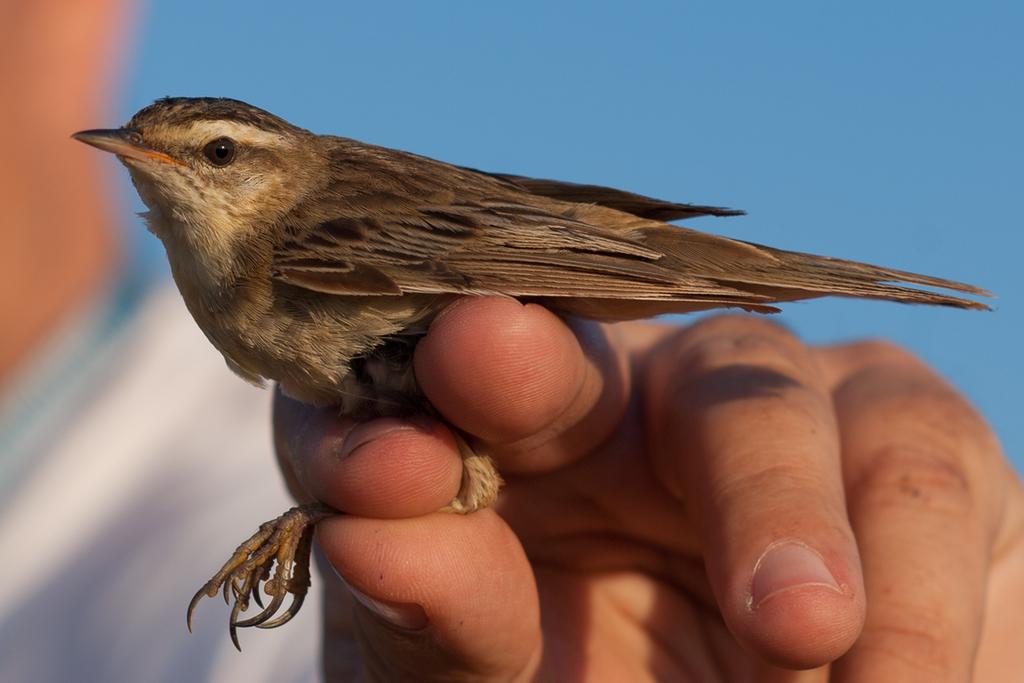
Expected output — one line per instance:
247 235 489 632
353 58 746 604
73 97 323 247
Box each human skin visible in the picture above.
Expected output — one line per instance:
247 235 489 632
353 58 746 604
10 1 1020 680
9 2 1024 679
0 0 133 383
275 302 1024 682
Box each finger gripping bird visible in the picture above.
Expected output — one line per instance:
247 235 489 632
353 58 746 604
73 97 989 649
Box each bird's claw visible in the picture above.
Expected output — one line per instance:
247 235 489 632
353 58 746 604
186 502 332 650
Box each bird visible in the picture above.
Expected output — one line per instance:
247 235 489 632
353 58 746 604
73 96 989 649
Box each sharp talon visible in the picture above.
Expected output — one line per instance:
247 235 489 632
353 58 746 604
251 583 264 609
186 503 332 645
257 593 305 629
229 610 242 651
187 589 204 633
187 579 222 632
228 571 255 651
234 590 286 628
251 563 273 609
229 599 243 650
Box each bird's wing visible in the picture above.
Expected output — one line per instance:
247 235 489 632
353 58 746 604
271 193 772 308
466 170 745 221
270 142 989 318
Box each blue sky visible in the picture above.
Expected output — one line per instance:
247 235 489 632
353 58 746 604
116 1 1022 466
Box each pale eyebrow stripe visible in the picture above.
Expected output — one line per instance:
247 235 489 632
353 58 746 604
185 120 287 147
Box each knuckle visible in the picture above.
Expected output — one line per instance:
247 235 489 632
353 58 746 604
678 315 811 377
816 339 927 389
835 341 999 457
857 613 960 676
687 314 797 348
839 365 1008 524
918 391 996 451
841 338 921 367
849 369 998 459
665 360 816 416
850 442 975 516
646 316 831 424
716 460 828 509
657 317 828 414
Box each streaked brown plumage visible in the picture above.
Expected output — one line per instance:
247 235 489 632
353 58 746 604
73 97 989 649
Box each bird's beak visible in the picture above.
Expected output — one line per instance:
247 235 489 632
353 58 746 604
72 128 184 166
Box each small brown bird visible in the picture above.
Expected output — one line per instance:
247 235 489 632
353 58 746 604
74 97 988 649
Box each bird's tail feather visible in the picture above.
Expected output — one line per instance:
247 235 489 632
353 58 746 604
553 225 992 321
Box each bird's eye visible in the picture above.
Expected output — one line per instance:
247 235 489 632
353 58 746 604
202 137 236 166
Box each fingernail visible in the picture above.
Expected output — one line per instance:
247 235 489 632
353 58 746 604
749 541 841 610
344 581 428 630
338 419 420 459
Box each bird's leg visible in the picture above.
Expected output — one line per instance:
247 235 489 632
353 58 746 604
443 433 503 514
187 502 333 650
187 433 499 648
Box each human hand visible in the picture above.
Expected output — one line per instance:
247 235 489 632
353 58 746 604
274 299 1023 681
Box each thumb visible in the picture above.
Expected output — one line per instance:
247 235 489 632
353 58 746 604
317 510 541 682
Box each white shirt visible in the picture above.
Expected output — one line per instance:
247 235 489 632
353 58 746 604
0 284 321 682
